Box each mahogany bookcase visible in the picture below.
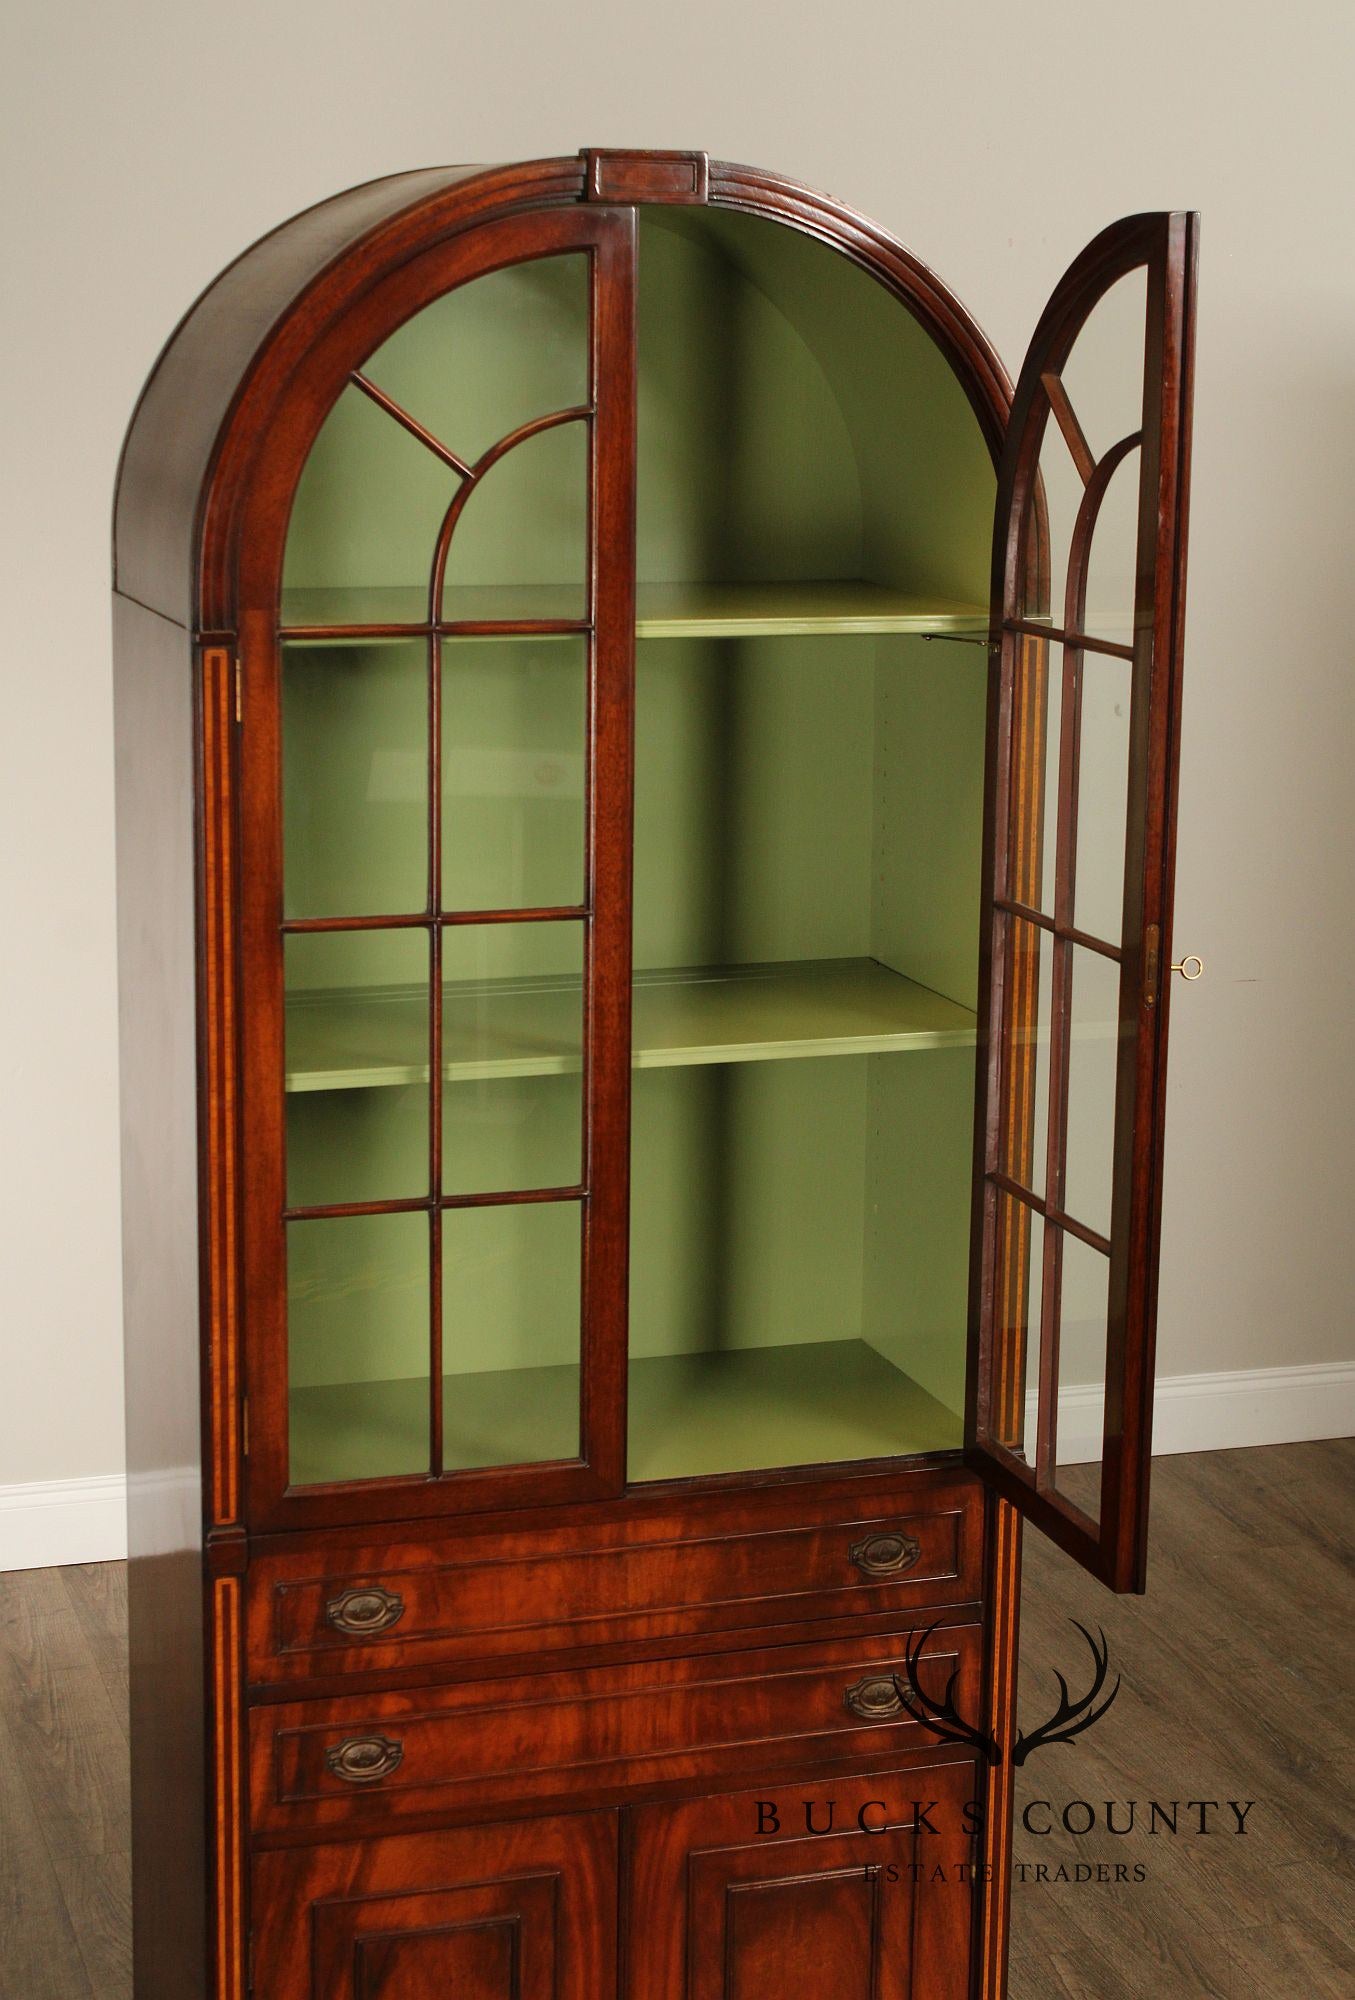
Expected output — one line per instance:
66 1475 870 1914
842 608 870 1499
113 148 1196 1998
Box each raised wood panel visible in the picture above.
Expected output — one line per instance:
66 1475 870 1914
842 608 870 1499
247 1475 982 1686
250 1626 981 1837
253 1812 615 2000
628 1759 977 1998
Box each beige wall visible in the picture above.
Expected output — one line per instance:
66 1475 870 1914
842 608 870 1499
3 0 1352 1488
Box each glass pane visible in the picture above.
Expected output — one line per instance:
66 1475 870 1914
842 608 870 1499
441 637 586 913
282 638 427 919
1078 448 1141 649
281 386 458 625
1074 650 1132 944
1019 418 1083 630
439 420 588 624
285 930 429 1208
442 922 584 1195
990 1192 1045 1461
1008 632 1059 916
364 255 590 470
288 1210 430 1485
1018 265 1148 649
285 932 429 1208
1059 266 1148 464
1063 946 1123 1238
1054 1231 1110 1524
999 916 1053 1200
442 1199 582 1469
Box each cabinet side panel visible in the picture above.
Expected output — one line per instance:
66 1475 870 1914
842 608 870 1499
114 590 207 1998
112 166 478 625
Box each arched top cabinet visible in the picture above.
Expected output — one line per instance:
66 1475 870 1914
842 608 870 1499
114 150 1196 2000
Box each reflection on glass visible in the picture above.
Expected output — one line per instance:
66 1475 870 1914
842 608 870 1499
285 929 430 1209
1009 632 1059 917
1078 449 1141 648
1054 1231 1110 1524
1074 655 1132 944
992 1192 1044 1461
441 638 587 913
439 420 589 623
288 1210 430 1485
282 639 427 918
1020 420 1084 632
442 922 584 1195
1063 947 1123 1237
1001 918 1053 1200
442 1200 582 1469
363 255 589 469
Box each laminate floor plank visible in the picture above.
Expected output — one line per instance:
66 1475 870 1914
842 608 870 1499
60 1563 130 1743
0 1704 95 2000
1011 1438 1355 1996
0 1567 129 1861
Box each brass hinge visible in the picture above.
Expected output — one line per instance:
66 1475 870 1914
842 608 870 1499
233 656 243 725
241 1396 250 1457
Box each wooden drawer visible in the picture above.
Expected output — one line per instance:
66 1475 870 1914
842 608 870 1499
248 1621 983 1838
247 1472 983 1687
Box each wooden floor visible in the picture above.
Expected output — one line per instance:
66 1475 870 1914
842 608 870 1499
0 1440 1349 1996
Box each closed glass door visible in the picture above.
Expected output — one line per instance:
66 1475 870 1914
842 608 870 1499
245 207 636 1525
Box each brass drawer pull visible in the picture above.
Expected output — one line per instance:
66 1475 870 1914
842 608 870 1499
849 1531 921 1578
324 1585 405 1637
844 1674 906 1721
324 1734 404 1784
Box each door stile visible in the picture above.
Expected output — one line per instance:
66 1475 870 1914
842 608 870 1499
579 208 639 1496
1103 211 1198 1590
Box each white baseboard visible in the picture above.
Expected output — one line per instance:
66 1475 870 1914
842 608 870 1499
1037 1359 1355 1465
0 1474 128 1572
2 1362 1352 1570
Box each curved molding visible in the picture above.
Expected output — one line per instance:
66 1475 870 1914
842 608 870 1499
181 155 1014 630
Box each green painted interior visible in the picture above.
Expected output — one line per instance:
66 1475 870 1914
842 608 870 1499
277 204 996 1487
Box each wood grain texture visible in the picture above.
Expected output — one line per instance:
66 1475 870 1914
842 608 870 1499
247 1473 981 1688
249 1624 984 1837
2 1446 1349 1996
253 1811 618 2000
627 1759 977 1997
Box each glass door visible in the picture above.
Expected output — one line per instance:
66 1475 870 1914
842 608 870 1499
968 213 1198 1591
244 207 636 1526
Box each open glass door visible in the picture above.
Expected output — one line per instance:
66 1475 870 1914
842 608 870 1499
968 213 1198 1591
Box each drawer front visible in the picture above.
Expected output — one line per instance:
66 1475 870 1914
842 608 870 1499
248 1473 982 1686
249 1622 983 1837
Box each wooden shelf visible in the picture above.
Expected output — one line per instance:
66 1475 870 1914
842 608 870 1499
288 1339 963 1487
279 580 988 642
285 957 977 1093
634 581 987 639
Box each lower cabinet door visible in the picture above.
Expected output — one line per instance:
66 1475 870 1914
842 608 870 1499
252 1810 617 1999
627 1759 977 2000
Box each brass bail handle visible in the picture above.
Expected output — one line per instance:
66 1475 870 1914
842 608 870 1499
1171 954 1205 980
